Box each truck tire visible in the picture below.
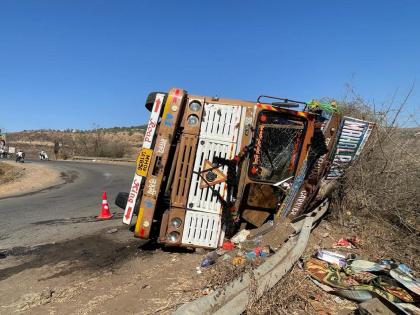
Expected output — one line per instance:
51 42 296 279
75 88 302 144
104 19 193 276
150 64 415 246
145 92 167 112
115 192 141 216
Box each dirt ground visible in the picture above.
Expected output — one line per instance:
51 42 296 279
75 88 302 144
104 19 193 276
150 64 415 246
0 224 205 315
1 183 418 315
0 162 23 185
0 161 61 199
1 211 417 315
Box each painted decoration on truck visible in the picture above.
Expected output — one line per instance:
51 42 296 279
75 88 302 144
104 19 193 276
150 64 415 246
325 117 374 180
199 159 227 189
122 93 165 225
279 158 308 218
286 114 341 218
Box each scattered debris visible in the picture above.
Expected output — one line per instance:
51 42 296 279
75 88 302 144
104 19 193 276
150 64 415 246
348 260 385 273
390 268 420 296
106 228 118 234
232 256 246 266
231 229 251 244
222 241 235 251
315 249 347 267
333 238 355 249
305 249 420 313
333 236 362 249
200 251 218 268
397 263 413 275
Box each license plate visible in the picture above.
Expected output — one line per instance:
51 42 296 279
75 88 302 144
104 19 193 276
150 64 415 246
136 148 153 177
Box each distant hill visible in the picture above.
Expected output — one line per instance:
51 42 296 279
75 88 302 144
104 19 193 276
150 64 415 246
5 125 147 159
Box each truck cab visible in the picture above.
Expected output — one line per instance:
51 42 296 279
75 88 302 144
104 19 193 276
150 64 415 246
119 88 323 249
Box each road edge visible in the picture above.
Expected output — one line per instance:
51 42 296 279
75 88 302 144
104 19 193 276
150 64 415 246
0 161 64 200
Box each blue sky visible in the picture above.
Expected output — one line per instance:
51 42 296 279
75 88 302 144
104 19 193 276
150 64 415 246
1 0 419 132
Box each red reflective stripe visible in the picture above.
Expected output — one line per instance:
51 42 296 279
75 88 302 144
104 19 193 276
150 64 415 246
171 89 181 105
125 207 132 220
154 98 161 113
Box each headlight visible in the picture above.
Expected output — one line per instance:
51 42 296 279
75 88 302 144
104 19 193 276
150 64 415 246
170 217 182 229
187 114 199 125
167 231 180 242
189 101 202 112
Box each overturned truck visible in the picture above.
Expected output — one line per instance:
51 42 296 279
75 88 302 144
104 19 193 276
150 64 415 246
116 88 373 249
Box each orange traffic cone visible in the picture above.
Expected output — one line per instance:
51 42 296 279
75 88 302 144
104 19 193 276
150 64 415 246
97 191 114 220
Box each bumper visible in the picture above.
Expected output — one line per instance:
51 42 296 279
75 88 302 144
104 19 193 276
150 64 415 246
134 88 186 238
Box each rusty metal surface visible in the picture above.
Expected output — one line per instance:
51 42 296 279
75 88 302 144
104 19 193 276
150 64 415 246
134 88 186 239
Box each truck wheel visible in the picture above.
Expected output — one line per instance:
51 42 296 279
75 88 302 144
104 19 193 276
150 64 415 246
145 92 167 112
115 192 140 215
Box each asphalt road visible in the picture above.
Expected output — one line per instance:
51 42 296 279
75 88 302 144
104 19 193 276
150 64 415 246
0 160 135 250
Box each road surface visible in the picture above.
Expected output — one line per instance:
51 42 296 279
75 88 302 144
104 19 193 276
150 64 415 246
0 161 203 315
0 160 134 250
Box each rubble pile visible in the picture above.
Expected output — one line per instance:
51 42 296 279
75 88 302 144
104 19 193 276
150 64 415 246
304 247 420 314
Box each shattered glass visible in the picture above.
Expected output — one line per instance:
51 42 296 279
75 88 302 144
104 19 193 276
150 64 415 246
250 112 304 183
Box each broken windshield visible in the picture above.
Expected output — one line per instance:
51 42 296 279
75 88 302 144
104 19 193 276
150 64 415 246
249 111 305 183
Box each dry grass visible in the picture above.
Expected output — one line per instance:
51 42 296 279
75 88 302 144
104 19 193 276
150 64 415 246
0 162 23 185
202 257 264 292
332 87 420 237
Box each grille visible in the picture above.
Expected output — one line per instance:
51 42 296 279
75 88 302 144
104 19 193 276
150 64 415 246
183 103 243 248
200 103 242 142
186 103 243 214
181 210 222 248
187 139 235 214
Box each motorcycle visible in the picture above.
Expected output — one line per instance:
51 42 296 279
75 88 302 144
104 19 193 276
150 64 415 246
15 151 25 163
39 151 49 161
